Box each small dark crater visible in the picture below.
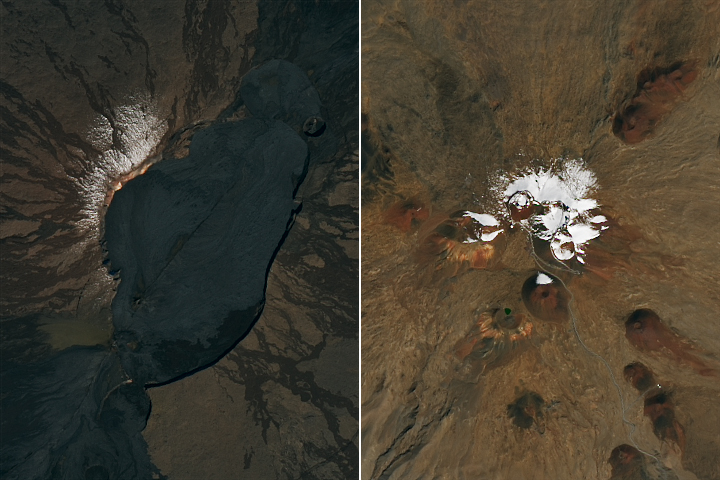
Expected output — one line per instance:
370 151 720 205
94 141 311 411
521 272 570 323
623 362 657 392
624 308 666 352
507 391 545 431
625 308 659 331
608 444 645 479
303 116 326 137
85 465 110 480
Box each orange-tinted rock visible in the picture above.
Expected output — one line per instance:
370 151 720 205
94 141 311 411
625 309 716 377
453 309 532 369
521 272 570 323
416 211 506 277
613 62 697 144
383 198 430 232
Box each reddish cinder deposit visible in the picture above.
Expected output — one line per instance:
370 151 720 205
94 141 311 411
623 362 657 392
624 309 716 377
623 362 686 455
506 191 542 222
416 211 506 276
643 391 686 454
608 444 646 480
384 198 430 232
521 272 570 323
507 391 545 433
453 310 533 367
613 62 698 144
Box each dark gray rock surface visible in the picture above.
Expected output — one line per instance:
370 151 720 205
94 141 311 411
106 117 308 384
142 1 359 478
241 59 323 128
1 347 156 479
1 0 258 318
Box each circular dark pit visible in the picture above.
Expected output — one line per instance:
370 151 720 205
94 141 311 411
623 362 657 392
624 308 659 334
303 116 326 136
494 309 522 329
521 272 570 323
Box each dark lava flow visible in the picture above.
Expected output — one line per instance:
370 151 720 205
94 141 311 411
624 308 716 377
612 62 698 144
106 61 313 386
0 1 357 478
608 444 647 480
2 60 315 480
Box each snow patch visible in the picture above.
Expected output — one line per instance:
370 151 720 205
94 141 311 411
536 273 553 285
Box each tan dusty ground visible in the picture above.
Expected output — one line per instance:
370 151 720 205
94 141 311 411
361 1 720 479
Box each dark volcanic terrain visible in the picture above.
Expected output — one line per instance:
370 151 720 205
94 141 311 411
1 1 358 479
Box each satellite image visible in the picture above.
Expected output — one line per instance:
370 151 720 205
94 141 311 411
1 1 358 478
361 1 720 479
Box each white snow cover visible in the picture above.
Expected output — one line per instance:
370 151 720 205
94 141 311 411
459 212 504 244
495 158 606 264
463 211 500 226
481 230 504 242
503 159 597 210
74 93 167 236
536 272 553 284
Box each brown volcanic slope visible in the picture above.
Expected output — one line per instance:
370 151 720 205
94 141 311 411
1 0 257 323
361 1 720 480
